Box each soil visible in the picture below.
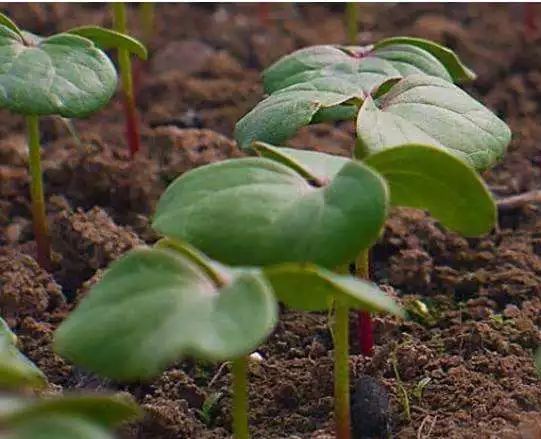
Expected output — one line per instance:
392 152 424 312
1 3 541 438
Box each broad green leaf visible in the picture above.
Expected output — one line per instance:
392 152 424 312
235 76 365 149
0 12 22 40
2 415 113 439
264 263 403 315
67 26 148 60
0 394 140 428
364 144 496 236
374 36 476 82
152 157 389 268
54 248 277 380
0 318 47 390
356 75 511 170
0 25 117 117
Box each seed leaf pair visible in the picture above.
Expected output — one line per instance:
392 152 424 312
253 142 496 237
54 242 401 381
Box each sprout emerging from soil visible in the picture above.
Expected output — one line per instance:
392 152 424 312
0 13 119 270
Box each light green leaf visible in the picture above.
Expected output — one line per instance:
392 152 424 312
0 318 47 390
2 415 113 439
0 394 140 428
356 75 511 170
54 248 277 380
364 144 496 236
265 263 403 315
374 36 476 82
67 26 148 60
152 157 389 268
0 25 117 117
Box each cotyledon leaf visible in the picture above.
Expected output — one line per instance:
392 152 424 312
0 317 47 390
253 142 496 237
152 157 389 268
0 25 117 117
54 247 277 381
67 26 148 60
356 75 512 171
2 415 114 439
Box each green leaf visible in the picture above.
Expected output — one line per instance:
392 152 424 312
364 144 496 236
152 157 388 268
0 318 47 390
67 26 148 60
264 263 403 315
356 75 511 171
0 394 140 428
2 415 114 439
374 36 476 82
0 25 117 117
0 12 23 40
54 248 277 380
235 76 365 149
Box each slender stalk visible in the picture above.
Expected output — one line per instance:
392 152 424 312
334 298 351 439
345 3 359 45
26 115 51 270
356 250 374 356
231 356 249 439
112 2 141 157
139 3 155 46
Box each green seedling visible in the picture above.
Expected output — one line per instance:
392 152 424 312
0 13 119 270
0 317 140 438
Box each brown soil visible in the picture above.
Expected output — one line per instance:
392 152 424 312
1 3 541 438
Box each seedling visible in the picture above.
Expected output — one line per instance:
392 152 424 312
0 13 119 269
235 37 510 356
0 317 140 438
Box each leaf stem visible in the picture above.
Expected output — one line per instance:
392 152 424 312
26 115 51 270
355 250 374 356
112 2 141 157
231 356 249 439
345 3 359 45
334 298 351 439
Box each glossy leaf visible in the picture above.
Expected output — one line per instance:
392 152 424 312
2 415 113 439
0 25 117 117
364 144 496 236
265 263 403 315
67 26 148 60
54 248 277 380
152 157 389 268
0 318 47 390
0 394 140 428
356 75 511 170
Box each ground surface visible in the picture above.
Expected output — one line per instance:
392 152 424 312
1 3 541 438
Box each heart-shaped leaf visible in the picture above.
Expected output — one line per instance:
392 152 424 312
0 25 117 117
67 26 148 60
356 75 511 170
152 157 389 269
0 394 140 428
54 247 277 380
364 144 496 236
253 142 495 237
263 37 473 95
264 263 403 315
3 415 113 439
0 318 47 390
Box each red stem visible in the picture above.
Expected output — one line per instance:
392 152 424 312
357 311 374 356
122 92 141 158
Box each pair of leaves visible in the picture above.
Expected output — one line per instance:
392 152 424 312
0 318 46 390
55 241 401 382
0 394 140 439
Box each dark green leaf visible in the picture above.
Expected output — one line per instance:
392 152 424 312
67 26 148 60
0 318 47 390
54 248 277 380
0 25 117 117
356 75 511 170
152 157 388 268
364 144 496 236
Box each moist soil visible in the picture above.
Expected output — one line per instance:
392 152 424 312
1 3 541 438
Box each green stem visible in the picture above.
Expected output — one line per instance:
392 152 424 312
139 2 155 46
26 115 51 270
112 2 141 157
345 3 359 45
231 356 249 439
334 298 351 439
